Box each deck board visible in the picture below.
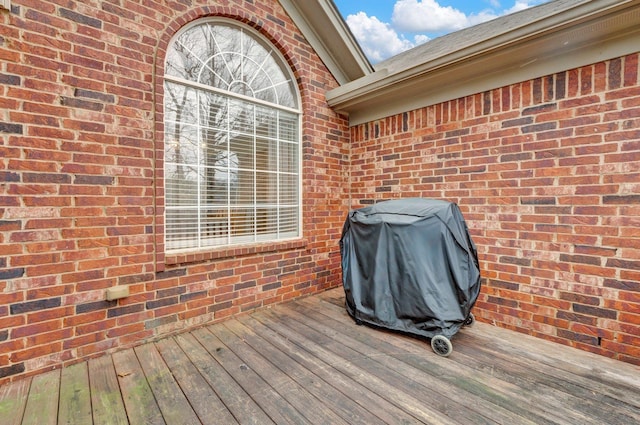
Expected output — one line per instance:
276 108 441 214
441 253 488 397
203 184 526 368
154 336 233 425
58 362 92 425
112 348 165 425
88 355 129 425
174 331 271 425
135 342 201 425
1 288 639 424
193 326 313 425
22 370 59 425
0 375 30 425
209 323 352 425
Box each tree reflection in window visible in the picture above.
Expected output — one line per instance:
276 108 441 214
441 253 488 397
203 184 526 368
164 19 300 251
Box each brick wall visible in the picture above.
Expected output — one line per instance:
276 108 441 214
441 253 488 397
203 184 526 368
0 0 348 383
349 53 640 365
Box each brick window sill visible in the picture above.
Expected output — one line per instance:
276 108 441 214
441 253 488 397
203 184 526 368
164 238 308 266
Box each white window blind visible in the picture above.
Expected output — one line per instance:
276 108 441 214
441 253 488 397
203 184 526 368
164 19 301 252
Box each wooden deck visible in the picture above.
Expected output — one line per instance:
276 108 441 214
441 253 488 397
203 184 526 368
2 288 639 425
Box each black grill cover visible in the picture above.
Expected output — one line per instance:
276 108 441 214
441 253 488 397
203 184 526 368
340 198 481 338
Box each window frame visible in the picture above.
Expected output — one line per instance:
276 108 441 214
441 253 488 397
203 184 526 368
162 17 303 255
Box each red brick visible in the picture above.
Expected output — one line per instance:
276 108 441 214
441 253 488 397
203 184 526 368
618 291 640 304
62 332 106 350
76 319 117 336
27 328 73 347
11 320 62 339
619 310 640 325
106 323 145 338
26 263 75 277
10 342 62 363
26 306 74 323
624 53 638 86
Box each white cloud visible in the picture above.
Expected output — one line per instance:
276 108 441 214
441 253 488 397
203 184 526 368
466 10 500 27
390 0 513 33
413 34 430 46
391 0 467 33
346 12 414 63
505 1 536 14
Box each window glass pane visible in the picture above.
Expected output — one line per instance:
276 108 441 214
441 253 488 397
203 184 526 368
240 56 261 90
181 25 212 68
203 207 229 240
235 169 254 205
256 207 277 238
254 81 278 104
229 100 254 136
225 54 248 96
165 123 199 166
279 141 297 174
230 208 254 240
261 58 287 87
166 209 199 249
275 81 297 109
255 171 276 204
165 40 197 79
255 137 276 172
279 112 298 142
202 133 227 159
242 33 269 66
165 82 198 125
256 107 277 138
232 133 255 170
200 92 227 131
205 168 227 205
210 25 240 60
200 55 232 89
279 174 298 205
166 163 198 207
279 207 298 235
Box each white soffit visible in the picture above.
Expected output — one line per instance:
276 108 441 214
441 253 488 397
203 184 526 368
326 0 640 126
278 0 372 85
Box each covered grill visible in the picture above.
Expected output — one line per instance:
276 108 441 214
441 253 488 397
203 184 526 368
339 198 482 356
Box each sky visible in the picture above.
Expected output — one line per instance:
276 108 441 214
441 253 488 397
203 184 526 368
333 0 551 63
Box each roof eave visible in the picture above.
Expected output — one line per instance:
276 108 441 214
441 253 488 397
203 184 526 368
278 0 373 85
326 0 640 126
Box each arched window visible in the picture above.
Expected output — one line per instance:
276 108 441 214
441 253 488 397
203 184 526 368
164 19 301 252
